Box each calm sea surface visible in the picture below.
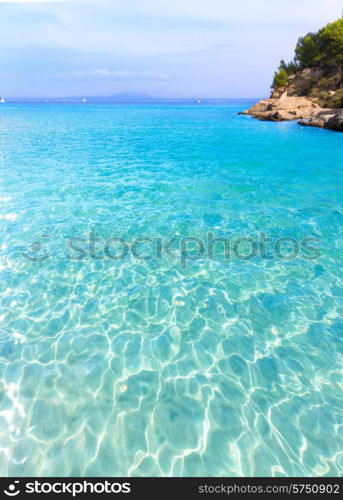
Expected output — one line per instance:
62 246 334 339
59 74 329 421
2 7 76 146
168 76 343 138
0 101 342 476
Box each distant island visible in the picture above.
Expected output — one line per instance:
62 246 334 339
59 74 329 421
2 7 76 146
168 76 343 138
6 92 157 103
242 18 343 131
6 93 208 104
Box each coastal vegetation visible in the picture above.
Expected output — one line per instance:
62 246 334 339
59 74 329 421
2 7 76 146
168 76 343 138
272 18 343 108
242 18 343 131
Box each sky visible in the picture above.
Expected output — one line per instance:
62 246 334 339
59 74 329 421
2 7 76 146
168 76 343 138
0 0 342 98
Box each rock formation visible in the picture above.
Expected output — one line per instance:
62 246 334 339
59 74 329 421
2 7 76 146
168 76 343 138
299 109 343 131
241 92 322 122
241 18 343 132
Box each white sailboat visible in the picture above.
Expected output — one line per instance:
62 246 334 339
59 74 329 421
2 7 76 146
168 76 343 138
0 97 6 103
82 98 87 103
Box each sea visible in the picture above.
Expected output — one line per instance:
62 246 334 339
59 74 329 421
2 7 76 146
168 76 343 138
0 100 342 476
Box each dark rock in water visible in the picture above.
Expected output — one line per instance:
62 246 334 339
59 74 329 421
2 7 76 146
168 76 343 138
298 109 343 132
325 110 343 131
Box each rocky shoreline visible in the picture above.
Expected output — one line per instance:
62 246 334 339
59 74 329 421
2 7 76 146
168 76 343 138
298 108 343 131
241 92 343 132
240 18 343 132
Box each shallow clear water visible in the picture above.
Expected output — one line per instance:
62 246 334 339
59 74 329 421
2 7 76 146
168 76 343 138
0 101 342 477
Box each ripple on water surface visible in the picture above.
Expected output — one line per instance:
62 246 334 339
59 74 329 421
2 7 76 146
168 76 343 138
0 102 342 476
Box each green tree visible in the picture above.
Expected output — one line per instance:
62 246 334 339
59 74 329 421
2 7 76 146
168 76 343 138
318 19 343 65
294 33 321 68
279 59 297 75
272 69 289 88
271 18 343 95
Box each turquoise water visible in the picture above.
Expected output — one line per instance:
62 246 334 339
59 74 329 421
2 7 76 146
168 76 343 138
0 101 342 477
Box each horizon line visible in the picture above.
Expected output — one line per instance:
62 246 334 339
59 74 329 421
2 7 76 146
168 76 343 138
2 96 262 101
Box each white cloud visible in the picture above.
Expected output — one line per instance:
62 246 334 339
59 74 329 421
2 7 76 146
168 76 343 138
53 68 170 80
0 1 74 3
1 0 342 97
73 69 111 76
2 0 342 57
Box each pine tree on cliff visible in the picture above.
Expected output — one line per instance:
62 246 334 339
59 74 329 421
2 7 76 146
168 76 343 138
272 18 343 107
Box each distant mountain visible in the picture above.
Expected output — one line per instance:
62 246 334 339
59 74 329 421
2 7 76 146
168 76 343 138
6 94 237 104
7 93 159 103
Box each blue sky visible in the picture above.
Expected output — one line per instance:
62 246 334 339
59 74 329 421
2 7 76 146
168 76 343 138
0 0 342 98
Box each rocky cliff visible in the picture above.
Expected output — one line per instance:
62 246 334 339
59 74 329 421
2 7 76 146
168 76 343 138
241 90 343 132
285 67 343 108
241 18 343 132
241 92 322 121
